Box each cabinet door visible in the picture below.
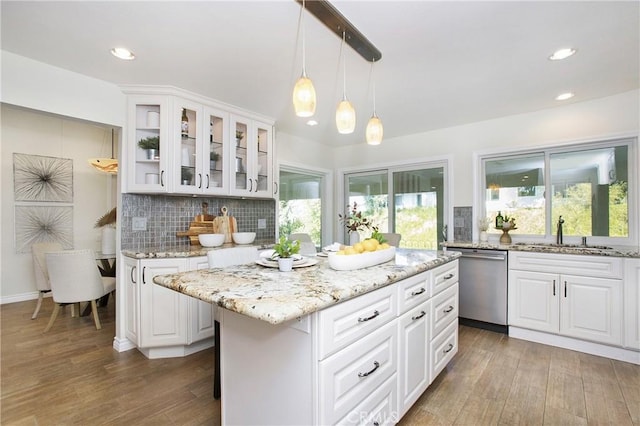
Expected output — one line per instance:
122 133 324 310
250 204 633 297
173 98 202 194
624 259 640 351
229 115 274 198
508 270 558 333
139 259 189 347
188 256 216 342
127 95 171 193
201 106 230 194
397 300 430 418
560 275 622 346
123 257 139 345
230 114 251 196
252 120 274 198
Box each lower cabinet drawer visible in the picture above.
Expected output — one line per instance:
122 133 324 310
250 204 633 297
319 321 397 426
431 283 458 337
335 374 398 426
430 318 458 382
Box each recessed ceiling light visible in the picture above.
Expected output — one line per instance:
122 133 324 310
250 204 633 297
555 92 574 101
306 120 318 126
110 47 135 60
549 48 576 61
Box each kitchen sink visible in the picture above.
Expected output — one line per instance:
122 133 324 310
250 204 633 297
514 242 613 250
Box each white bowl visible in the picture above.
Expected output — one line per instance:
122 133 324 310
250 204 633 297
198 233 225 247
232 232 256 245
328 246 396 271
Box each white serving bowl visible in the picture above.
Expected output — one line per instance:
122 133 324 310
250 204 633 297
232 232 256 245
198 233 225 247
328 246 396 271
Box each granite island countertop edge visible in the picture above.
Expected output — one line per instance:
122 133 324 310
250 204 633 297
153 249 461 325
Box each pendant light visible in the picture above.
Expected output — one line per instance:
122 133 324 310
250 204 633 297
336 31 356 134
366 61 383 145
292 0 316 117
89 128 118 174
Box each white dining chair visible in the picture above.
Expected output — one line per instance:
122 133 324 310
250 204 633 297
31 242 63 319
43 249 116 332
381 233 402 247
289 233 317 255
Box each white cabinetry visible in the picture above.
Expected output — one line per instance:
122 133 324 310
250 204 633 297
123 86 274 198
624 259 640 351
509 252 623 346
219 260 460 425
123 256 214 359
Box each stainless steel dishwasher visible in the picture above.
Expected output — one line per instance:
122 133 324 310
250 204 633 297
456 247 508 333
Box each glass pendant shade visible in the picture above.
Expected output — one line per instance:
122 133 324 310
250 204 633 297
293 74 316 117
336 99 356 134
366 115 383 145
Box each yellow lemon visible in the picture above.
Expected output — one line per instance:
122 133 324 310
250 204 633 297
353 242 365 253
363 239 378 252
336 250 346 255
344 247 358 255
380 243 390 249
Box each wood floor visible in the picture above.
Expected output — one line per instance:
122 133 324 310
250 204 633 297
1 298 638 425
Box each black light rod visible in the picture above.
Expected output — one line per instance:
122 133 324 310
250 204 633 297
296 0 382 62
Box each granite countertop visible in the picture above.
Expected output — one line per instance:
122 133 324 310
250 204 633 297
442 241 640 258
122 240 274 259
153 249 461 325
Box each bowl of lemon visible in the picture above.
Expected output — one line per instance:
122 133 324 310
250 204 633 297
328 238 395 271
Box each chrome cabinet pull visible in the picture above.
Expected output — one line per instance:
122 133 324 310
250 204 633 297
444 273 454 280
411 287 426 296
358 361 380 378
142 266 146 284
412 311 426 321
373 422 380 426
206 174 210 189
553 279 556 296
130 265 137 284
358 310 380 323
248 178 253 192
273 181 278 195
443 343 454 354
443 305 454 313
160 170 165 187
198 173 202 189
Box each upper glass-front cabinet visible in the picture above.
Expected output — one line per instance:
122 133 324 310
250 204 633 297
127 96 170 193
230 114 273 197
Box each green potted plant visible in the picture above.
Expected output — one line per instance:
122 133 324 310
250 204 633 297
138 136 160 159
235 130 244 146
338 201 373 245
271 236 300 271
209 150 220 170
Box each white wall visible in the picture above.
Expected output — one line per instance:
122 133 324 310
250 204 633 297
275 130 334 169
332 90 640 208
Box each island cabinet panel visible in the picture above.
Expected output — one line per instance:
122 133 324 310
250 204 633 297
624 259 640 351
187 256 216 342
123 257 139 344
217 259 460 425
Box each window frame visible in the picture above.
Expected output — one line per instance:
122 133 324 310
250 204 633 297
475 136 638 247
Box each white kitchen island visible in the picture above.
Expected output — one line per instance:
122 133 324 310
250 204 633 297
154 249 461 425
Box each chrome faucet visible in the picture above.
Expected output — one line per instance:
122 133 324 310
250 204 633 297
556 216 564 245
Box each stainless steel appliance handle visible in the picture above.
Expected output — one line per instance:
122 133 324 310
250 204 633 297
460 253 506 261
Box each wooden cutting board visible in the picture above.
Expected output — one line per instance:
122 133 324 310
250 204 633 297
213 206 237 243
195 202 215 222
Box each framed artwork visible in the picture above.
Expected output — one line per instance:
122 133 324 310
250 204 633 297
15 206 73 253
13 153 73 202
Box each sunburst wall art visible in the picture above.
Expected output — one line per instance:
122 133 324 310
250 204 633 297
15 206 73 253
13 153 73 202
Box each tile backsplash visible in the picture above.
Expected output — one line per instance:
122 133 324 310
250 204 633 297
121 194 276 250
453 206 472 242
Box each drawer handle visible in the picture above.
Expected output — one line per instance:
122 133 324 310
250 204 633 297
443 305 454 313
411 287 426 296
358 310 380 323
358 361 380 378
412 311 426 321
130 265 137 284
373 423 379 426
443 343 454 354
444 273 454 280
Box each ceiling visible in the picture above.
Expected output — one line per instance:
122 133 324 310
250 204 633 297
2 1 638 147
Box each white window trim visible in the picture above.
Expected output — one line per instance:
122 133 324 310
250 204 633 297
473 133 638 247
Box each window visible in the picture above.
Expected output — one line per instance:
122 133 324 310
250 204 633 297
278 169 324 248
344 163 448 249
481 138 635 243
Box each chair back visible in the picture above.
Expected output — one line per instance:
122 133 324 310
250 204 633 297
289 233 316 255
32 242 63 291
289 233 313 243
381 233 402 247
208 246 258 268
46 249 105 304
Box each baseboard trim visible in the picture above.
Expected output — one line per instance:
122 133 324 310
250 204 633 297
509 326 640 365
113 337 137 352
136 338 215 359
0 291 51 305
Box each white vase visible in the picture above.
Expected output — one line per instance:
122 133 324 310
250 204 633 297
349 232 360 246
278 257 294 272
101 226 116 255
479 230 488 242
